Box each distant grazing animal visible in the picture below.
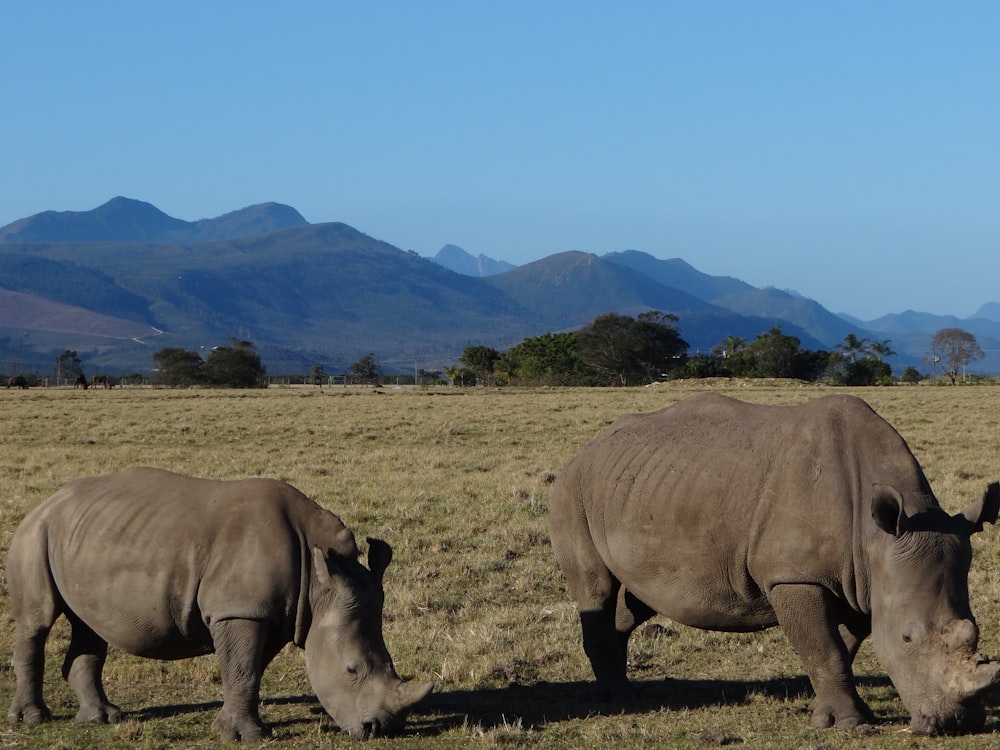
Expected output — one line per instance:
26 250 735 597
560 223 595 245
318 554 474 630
6 467 432 741
73 374 88 389
6 375 28 389
91 374 112 389
550 393 1000 735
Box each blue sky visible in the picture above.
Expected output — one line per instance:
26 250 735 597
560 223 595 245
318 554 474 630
2 1 997 319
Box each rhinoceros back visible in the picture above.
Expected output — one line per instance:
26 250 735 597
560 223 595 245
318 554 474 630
11 467 354 659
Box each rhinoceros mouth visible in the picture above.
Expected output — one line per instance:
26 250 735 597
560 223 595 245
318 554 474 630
347 716 403 740
911 700 987 736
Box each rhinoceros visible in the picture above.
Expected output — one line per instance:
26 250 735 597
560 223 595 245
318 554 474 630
549 393 1000 735
6 467 432 741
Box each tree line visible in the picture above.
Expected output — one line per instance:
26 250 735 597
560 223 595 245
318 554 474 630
448 314 986 387
7 318 986 389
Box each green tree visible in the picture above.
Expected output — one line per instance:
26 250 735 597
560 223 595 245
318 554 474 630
460 345 501 385
833 357 893 386
153 347 205 387
310 364 326 387
502 332 586 385
869 338 896 362
204 339 267 388
714 335 747 360
929 328 984 384
901 366 923 384
54 350 84 386
729 327 802 379
576 311 688 386
836 333 870 363
348 352 381 386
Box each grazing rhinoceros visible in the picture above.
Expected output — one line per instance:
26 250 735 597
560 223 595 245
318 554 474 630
549 393 1000 735
6 467 432 741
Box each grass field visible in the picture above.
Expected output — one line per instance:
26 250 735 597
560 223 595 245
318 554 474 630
2 381 1000 749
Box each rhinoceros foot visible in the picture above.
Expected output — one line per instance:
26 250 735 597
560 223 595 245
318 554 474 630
74 701 123 724
809 699 875 731
7 702 51 725
212 710 272 743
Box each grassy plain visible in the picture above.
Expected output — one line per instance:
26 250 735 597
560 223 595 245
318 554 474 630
2 381 1000 749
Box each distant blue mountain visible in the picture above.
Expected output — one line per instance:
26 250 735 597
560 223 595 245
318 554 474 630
2 198 1000 375
431 244 517 277
0 196 308 244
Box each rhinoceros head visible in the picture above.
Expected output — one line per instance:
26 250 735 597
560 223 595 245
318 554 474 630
870 483 1000 735
304 538 433 739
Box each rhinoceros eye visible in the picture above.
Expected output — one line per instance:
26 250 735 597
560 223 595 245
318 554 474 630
901 622 925 645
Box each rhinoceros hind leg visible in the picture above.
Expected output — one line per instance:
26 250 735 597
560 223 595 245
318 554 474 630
8 627 54 726
769 584 874 730
580 601 631 700
62 615 122 724
211 618 272 742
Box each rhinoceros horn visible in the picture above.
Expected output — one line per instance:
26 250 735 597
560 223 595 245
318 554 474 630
953 660 1000 699
393 678 434 713
962 482 1000 532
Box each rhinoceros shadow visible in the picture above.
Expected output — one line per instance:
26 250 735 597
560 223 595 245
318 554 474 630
131 676 1000 736
415 676 849 734
414 676 1000 736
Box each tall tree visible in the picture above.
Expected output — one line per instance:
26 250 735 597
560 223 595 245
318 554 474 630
460 345 501 385
868 339 896 362
714 335 747 360
836 333 870 363
204 339 267 388
576 311 688 386
730 327 802 379
153 348 205 387
929 328 983 384
501 332 586 385
348 352 381 386
54 350 84 386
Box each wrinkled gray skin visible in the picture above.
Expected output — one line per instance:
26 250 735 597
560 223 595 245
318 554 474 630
6 468 432 741
550 393 1000 735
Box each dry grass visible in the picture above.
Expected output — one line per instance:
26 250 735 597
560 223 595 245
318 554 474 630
2 381 1000 748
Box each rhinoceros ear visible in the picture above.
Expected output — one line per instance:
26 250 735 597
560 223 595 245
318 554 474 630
366 537 393 584
961 482 1000 533
872 484 907 537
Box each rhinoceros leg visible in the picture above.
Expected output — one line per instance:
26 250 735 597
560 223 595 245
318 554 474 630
62 614 122 723
7 541 58 725
769 584 874 730
210 618 272 742
8 625 53 725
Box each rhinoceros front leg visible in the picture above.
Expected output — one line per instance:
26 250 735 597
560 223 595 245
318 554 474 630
62 615 122 724
769 584 874 730
210 618 272 742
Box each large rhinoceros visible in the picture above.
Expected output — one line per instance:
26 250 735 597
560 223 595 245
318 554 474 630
6 467 432 741
549 393 1000 735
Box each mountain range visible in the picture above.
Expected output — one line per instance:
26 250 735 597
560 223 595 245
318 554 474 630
1 197 998 376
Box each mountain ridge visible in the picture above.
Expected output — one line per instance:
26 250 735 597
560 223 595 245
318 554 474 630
0 197 308 244
2 199 998 375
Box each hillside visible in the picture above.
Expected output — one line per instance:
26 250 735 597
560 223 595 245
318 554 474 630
3 198 1000 376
